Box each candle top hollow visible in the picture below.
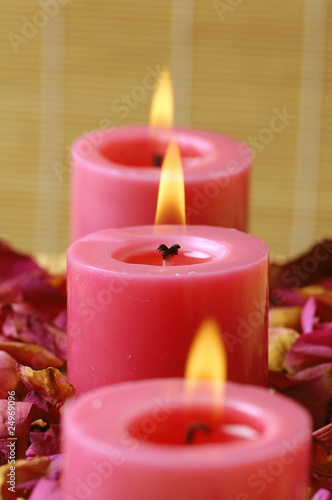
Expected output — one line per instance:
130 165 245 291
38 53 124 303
67 225 269 275
71 125 252 181
63 379 312 467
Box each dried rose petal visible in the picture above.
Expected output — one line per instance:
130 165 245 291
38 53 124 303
0 241 43 282
270 240 332 291
26 424 61 458
53 309 67 331
312 474 332 494
312 489 332 500
298 285 332 297
269 306 302 330
317 322 332 330
29 455 62 500
0 273 66 325
0 304 67 361
316 294 332 323
46 323 67 361
0 341 63 370
269 369 294 389
48 274 66 294
268 327 300 372
0 351 19 398
17 365 75 416
281 363 332 430
314 423 332 454
0 401 50 438
301 297 318 333
0 273 66 308
20 315 59 355
270 288 306 307
319 278 332 292
0 456 51 499
312 424 332 482
0 439 10 466
284 330 332 374
312 426 332 495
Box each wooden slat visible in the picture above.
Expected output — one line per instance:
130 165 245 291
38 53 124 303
0 0 331 258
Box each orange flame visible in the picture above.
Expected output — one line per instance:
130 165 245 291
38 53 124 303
149 68 173 128
185 319 227 404
155 138 186 225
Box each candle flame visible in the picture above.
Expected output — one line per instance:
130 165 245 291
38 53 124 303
155 138 186 225
185 319 227 404
149 68 173 128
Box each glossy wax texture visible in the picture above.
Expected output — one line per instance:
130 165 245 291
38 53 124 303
67 226 269 394
61 380 312 500
70 125 251 240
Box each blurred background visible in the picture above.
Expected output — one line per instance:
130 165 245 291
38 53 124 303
0 0 331 260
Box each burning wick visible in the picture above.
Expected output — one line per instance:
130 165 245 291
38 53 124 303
153 154 163 167
157 244 181 266
186 422 211 444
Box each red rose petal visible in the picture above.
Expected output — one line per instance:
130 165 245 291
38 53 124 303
319 278 332 291
284 330 332 374
0 351 19 398
26 424 61 458
0 401 49 438
312 474 332 494
313 423 332 455
0 341 64 370
0 304 67 361
0 439 10 466
0 241 43 282
312 489 332 500
270 288 306 307
281 363 332 430
270 240 332 291
0 273 66 325
301 297 318 333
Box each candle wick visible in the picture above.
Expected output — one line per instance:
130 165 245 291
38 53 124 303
162 255 174 266
153 154 163 167
157 244 181 266
186 422 211 444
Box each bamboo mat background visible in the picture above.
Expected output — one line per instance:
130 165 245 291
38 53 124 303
0 0 331 260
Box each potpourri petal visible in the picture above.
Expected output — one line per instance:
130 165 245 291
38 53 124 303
1 240 332 498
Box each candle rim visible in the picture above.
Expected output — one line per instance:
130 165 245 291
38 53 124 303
67 226 269 274
63 379 312 468
71 124 252 180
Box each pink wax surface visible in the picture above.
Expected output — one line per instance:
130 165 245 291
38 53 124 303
61 379 312 500
67 226 269 394
70 125 251 240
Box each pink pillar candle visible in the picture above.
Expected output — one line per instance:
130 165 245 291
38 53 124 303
70 125 251 240
67 225 269 394
62 379 312 500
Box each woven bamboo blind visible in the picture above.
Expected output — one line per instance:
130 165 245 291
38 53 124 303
1 0 331 259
